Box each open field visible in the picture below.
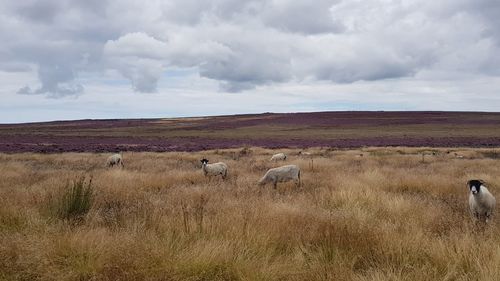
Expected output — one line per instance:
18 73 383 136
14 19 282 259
2 147 500 280
3 112 500 152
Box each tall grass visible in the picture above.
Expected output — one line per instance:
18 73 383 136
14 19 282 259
55 176 94 222
0 148 500 280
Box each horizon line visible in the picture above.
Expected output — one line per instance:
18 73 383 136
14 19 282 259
2 110 499 126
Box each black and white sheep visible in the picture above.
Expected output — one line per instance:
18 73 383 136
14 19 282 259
468 179 496 223
270 153 287 162
106 153 124 168
200 158 228 179
258 164 300 189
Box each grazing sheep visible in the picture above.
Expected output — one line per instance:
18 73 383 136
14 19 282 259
270 153 287 162
200 158 228 179
299 151 315 170
106 153 124 168
258 164 300 189
468 179 496 223
298 151 312 157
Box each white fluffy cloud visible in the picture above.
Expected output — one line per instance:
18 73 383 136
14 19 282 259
1 0 500 121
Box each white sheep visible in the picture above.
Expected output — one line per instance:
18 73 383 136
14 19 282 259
298 151 312 157
270 153 287 162
468 179 496 223
200 158 228 179
106 153 124 168
258 164 300 189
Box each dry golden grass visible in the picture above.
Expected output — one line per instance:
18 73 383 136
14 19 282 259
1 147 500 280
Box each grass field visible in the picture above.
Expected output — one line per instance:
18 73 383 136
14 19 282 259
1 147 500 280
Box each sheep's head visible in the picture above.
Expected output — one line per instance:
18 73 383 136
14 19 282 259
468 179 485 195
200 159 209 165
258 176 269 186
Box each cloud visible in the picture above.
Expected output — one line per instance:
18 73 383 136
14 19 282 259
0 0 499 99
261 0 343 34
17 64 84 98
103 33 170 92
15 0 61 24
1 1 110 97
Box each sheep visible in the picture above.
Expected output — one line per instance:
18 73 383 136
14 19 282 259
200 158 228 179
468 179 496 224
106 153 124 168
299 151 315 170
270 153 287 162
298 151 312 157
258 164 300 189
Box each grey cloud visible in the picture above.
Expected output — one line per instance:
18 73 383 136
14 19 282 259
218 81 257 93
7 40 99 97
15 0 61 24
160 0 263 25
0 63 32 73
467 0 500 44
199 48 292 91
9 0 170 95
109 57 164 93
3 1 113 97
17 64 83 98
160 0 343 34
262 0 343 34
103 32 170 93
1 0 500 97
12 0 110 25
161 0 210 25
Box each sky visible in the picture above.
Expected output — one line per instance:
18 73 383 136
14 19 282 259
1 0 500 123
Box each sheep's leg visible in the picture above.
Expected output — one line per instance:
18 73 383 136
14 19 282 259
273 182 277 190
295 180 300 190
485 212 492 223
470 212 480 225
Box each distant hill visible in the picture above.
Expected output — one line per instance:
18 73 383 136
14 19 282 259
1 111 500 152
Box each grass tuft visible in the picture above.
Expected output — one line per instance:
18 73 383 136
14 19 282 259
54 176 94 223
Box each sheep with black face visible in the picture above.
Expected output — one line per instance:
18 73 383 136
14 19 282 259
200 158 228 179
468 179 496 223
